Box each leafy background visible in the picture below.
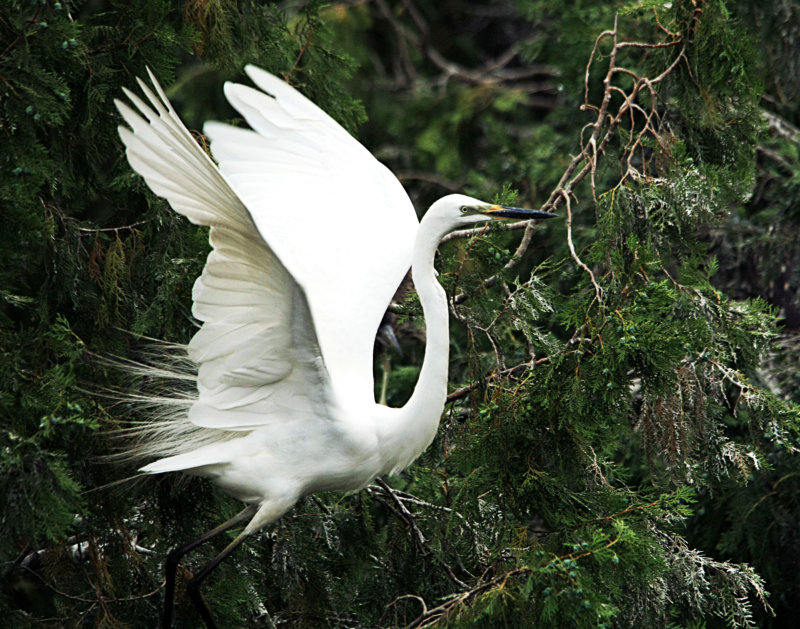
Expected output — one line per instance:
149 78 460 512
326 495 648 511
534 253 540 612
2 0 800 627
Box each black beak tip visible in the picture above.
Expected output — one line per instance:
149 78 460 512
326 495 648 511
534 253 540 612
495 205 559 220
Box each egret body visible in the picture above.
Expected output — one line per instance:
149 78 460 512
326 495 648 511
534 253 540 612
115 66 555 627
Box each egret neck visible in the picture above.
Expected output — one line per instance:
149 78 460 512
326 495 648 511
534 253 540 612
376 211 450 475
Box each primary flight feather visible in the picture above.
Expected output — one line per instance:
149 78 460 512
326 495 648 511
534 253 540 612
115 65 556 627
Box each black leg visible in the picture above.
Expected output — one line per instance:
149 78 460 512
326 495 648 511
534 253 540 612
162 505 256 629
186 530 252 629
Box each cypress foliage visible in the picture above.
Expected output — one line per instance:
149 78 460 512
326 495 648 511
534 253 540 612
2 1 799 627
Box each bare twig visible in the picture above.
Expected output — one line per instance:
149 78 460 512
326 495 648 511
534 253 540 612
563 190 602 303
397 170 463 192
369 481 471 589
76 221 148 234
374 478 428 550
762 109 800 145
445 9 699 317
446 357 550 403
400 566 532 628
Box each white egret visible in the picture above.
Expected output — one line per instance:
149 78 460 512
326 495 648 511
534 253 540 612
115 65 556 627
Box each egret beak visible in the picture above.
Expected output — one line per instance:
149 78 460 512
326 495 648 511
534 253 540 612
481 204 558 220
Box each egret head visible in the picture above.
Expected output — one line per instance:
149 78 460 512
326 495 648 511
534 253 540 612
424 194 557 237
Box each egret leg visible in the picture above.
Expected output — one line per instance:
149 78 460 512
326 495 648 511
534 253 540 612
379 352 391 406
163 504 256 629
186 529 252 629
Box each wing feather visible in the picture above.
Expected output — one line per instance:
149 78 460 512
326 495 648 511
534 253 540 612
116 71 331 454
117 67 417 474
207 67 418 402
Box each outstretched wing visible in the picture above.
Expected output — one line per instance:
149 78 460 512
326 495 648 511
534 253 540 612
116 68 417 448
205 66 419 402
116 71 335 470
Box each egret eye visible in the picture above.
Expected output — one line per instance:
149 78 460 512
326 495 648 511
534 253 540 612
460 205 469 214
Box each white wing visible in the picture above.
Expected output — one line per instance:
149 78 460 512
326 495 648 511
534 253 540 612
115 68 416 451
116 70 334 461
206 65 418 403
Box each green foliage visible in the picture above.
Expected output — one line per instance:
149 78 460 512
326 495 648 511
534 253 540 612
3 0 800 628
661 2 763 198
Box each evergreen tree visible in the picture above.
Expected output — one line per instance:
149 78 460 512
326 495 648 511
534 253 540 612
2 1 799 627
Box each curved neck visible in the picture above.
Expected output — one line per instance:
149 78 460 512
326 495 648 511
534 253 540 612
377 217 450 475
405 224 450 418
